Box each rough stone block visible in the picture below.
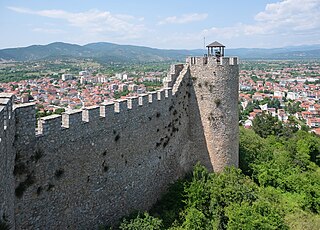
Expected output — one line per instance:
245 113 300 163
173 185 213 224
220 57 230 66
127 97 139 109
83 106 100 122
62 110 82 128
102 102 116 123
157 89 165 101
148 92 157 103
164 88 172 99
114 99 128 113
38 114 62 135
138 94 148 106
0 107 3 137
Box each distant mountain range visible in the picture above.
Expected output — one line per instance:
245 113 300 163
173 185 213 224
225 45 320 59
0 42 319 63
0 42 201 63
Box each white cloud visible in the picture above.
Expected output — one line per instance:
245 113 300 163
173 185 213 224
158 13 208 25
253 0 320 33
203 0 320 47
7 6 146 39
7 6 31 14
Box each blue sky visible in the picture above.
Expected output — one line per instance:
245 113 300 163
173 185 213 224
1 0 319 49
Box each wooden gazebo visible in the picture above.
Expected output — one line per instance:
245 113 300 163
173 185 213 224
206 41 225 57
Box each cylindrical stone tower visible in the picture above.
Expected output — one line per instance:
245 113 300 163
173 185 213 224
187 45 239 172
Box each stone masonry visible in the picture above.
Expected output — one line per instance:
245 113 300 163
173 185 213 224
0 55 239 229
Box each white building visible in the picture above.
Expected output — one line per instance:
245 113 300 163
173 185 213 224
274 91 285 98
79 71 89 77
62 74 74 81
122 74 128 80
128 84 138 92
115 73 123 79
287 92 299 100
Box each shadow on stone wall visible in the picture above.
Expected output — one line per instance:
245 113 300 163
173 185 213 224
186 73 213 171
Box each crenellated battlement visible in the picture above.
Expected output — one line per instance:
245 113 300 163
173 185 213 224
0 87 174 139
38 114 62 135
34 88 173 137
83 106 101 122
0 93 16 229
186 56 238 67
163 64 184 88
0 106 4 138
0 94 14 131
127 96 139 109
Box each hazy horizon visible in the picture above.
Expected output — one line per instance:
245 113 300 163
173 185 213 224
1 40 320 51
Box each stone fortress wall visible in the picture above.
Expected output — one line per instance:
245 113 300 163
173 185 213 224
187 56 239 171
0 55 239 229
0 95 16 229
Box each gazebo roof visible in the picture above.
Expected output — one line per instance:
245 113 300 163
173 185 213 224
206 41 225 48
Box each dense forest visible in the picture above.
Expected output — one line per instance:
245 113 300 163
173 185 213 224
107 115 320 230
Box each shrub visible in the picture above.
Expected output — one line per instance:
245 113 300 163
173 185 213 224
119 212 163 230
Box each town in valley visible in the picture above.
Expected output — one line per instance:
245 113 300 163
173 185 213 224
1 59 320 134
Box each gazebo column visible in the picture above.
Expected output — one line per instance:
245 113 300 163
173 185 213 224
205 41 225 58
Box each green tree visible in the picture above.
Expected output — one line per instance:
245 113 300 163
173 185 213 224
252 113 283 138
285 102 302 115
239 127 269 176
119 213 163 230
180 165 258 229
226 199 288 230
267 99 281 109
150 179 186 228
54 108 65 115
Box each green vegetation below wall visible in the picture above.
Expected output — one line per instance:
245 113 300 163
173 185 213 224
103 128 320 230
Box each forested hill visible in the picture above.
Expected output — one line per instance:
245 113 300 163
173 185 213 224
0 42 201 63
1 42 320 62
